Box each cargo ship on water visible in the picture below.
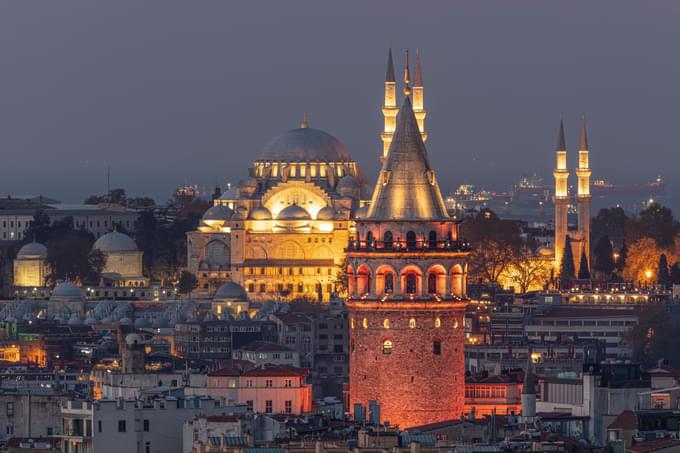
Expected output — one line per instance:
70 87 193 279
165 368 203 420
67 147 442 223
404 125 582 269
591 175 665 197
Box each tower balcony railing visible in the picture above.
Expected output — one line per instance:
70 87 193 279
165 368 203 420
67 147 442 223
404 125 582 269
346 239 471 253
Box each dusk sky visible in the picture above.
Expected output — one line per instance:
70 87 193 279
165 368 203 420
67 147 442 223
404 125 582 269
1 1 679 206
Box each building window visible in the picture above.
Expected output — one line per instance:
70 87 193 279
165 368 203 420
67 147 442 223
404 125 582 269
265 400 273 413
284 379 292 387
143 419 149 432
433 340 442 355
285 400 292 414
409 318 416 329
382 339 393 354
145 442 151 453
246 400 253 411
383 319 390 329
428 273 437 294
6 402 13 416
98 421 102 433
118 420 126 432
385 273 394 293
406 273 417 294
428 230 437 248
265 379 273 387
435 317 441 328
383 231 393 248
406 231 416 248
362 318 368 329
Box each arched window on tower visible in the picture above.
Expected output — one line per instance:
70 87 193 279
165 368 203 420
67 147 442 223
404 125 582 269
428 231 437 248
406 231 417 248
428 273 437 294
406 273 417 295
433 339 442 355
384 273 394 294
366 231 374 247
383 231 393 249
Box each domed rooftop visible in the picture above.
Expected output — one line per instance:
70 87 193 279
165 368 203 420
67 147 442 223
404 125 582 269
277 204 311 221
202 204 234 223
214 281 248 300
249 206 272 220
259 124 352 163
125 333 143 346
17 241 47 259
94 231 138 253
51 282 83 300
316 206 336 220
337 174 360 190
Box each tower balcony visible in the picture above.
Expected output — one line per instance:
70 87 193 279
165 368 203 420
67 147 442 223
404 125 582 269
346 239 471 253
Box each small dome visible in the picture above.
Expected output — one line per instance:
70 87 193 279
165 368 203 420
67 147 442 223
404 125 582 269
238 177 258 197
67 313 82 326
17 242 47 259
84 316 98 325
119 317 132 326
134 318 150 328
231 209 247 220
214 282 248 300
316 205 336 220
202 204 234 223
94 231 138 253
537 247 554 257
259 127 352 162
354 205 369 219
249 206 272 220
337 174 359 189
199 261 210 270
125 333 143 346
51 282 83 300
277 204 311 221
100 316 113 324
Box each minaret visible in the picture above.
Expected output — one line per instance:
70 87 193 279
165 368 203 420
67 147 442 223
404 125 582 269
553 118 569 272
412 49 427 142
521 356 536 419
381 49 398 159
576 116 592 269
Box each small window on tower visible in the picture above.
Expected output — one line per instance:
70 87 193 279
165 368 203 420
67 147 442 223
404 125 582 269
409 318 416 329
383 319 390 329
362 318 368 329
382 340 393 355
433 340 442 355
434 317 441 328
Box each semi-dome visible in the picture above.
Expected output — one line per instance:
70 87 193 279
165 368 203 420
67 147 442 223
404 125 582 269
316 206 336 220
249 206 272 220
51 282 83 300
202 204 234 223
277 204 311 221
17 242 47 259
354 205 369 219
259 126 352 162
94 231 138 253
214 281 248 300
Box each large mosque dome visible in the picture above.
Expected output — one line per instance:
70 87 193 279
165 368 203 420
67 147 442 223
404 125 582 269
259 126 352 162
94 231 138 253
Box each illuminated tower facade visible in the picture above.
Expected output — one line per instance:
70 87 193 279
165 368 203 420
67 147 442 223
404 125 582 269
381 49 398 159
348 93 469 428
575 117 591 269
553 119 569 271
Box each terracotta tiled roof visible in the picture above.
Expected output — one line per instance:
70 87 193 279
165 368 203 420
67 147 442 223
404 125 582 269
628 439 680 453
608 410 637 430
242 365 309 377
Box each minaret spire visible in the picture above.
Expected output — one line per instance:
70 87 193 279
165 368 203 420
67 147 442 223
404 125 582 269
576 115 592 273
381 49 399 160
553 116 570 274
412 48 427 142
403 50 411 96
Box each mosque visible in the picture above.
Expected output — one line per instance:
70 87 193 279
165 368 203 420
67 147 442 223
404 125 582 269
187 49 429 301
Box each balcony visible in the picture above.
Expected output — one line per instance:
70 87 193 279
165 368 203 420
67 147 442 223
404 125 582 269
346 239 471 253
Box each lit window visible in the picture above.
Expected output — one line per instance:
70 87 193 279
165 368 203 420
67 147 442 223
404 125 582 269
409 318 416 329
383 319 390 329
454 319 459 329
435 317 441 328
382 340 393 355
362 318 368 329
350 319 355 329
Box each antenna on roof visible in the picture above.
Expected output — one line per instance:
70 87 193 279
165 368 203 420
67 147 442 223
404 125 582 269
107 165 111 196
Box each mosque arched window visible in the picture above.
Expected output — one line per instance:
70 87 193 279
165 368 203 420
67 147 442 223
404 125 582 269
382 340 393 355
366 231 374 246
406 231 417 248
362 318 368 329
383 231 393 248
383 319 390 329
409 318 416 329
435 317 441 328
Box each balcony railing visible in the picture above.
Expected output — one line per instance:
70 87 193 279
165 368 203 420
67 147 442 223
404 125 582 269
346 239 471 253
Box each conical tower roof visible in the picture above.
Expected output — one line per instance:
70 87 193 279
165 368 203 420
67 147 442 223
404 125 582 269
365 96 449 221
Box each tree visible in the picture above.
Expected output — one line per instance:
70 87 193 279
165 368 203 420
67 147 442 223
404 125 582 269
622 237 669 284
503 249 551 293
626 306 680 367
616 242 628 273
177 271 198 295
625 203 680 249
658 254 671 287
460 209 523 284
592 206 628 244
46 231 102 284
578 248 591 280
23 210 51 244
593 235 615 277
670 263 680 285
560 236 575 288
